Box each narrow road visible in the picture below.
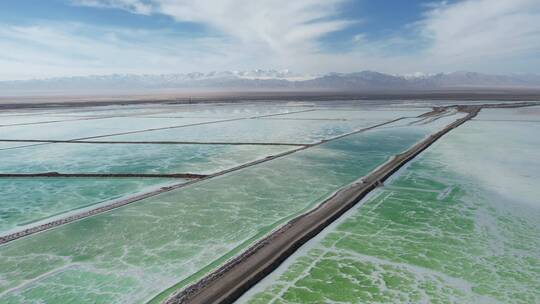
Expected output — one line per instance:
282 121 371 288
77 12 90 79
165 106 482 304
167 102 539 304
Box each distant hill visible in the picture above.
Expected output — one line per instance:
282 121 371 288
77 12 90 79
1 70 540 93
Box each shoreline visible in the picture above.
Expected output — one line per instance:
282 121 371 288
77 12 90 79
1 90 540 110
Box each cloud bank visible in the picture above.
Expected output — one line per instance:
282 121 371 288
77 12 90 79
1 0 539 80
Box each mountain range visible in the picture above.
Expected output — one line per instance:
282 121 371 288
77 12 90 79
2 70 540 93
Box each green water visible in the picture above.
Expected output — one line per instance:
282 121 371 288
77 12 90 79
0 126 437 303
241 114 540 304
0 142 293 235
0 143 293 175
0 178 177 234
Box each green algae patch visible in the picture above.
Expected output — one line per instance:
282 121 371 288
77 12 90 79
242 116 540 304
0 178 176 234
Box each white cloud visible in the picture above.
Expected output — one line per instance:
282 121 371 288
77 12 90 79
2 0 540 80
314 0 540 74
418 0 540 71
0 23 238 80
71 0 153 14
72 0 351 58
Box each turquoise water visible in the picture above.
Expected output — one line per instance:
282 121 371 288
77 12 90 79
0 143 293 175
0 178 178 235
0 117 219 140
0 123 446 303
0 103 473 303
240 108 540 304
96 117 393 144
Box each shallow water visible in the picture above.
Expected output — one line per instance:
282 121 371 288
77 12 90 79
0 116 219 140
0 115 77 126
0 142 37 150
240 107 540 304
258 108 426 121
0 115 455 303
0 143 293 175
475 106 540 121
0 178 179 235
96 114 397 144
136 104 312 119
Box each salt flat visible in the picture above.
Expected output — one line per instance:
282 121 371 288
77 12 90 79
0 102 465 304
239 106 540 304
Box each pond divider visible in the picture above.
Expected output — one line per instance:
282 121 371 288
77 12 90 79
0 112 418 245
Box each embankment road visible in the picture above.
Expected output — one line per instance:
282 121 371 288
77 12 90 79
164 103 514 304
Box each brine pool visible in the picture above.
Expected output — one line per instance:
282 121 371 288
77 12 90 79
239 106 540 304
1 101 530 304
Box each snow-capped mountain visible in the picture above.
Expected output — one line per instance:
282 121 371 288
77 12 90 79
1 70 539 93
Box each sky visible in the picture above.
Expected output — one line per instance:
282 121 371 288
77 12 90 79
1 0 539 80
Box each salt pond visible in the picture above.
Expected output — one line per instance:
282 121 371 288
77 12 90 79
95 107 429 145
0 117 219 141
0 178 178 235
0 106 460 303
0 143 294 175
240 107 540 304
94 118 376 144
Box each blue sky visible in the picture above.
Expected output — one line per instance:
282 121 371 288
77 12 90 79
0 0 539 80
